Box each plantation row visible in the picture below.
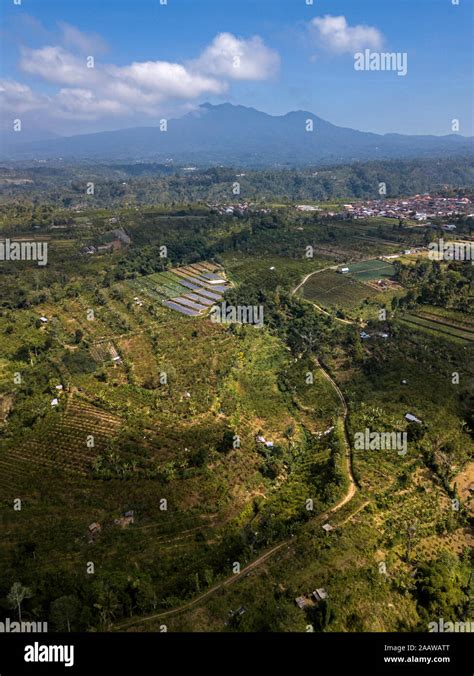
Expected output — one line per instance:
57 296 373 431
127 262 230 317
0 400 122 488
400 314 474 344
301 269 379 310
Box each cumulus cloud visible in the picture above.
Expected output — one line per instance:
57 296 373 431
191 32 280 80
310 15 383 54
18 46 225 109
2 26 279 129
111 61 225 101
0 79 50 115
55 88 127 120
20 46 100 87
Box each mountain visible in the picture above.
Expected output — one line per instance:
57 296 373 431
1 103 472 167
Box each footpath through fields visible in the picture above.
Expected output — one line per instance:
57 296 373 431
292 266 356 325
116 324 358 630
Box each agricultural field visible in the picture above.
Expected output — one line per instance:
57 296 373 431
223 254 325 293
346 259 396 281
299 269 379 311
128 262 230 316
0 199 472 639
143 322 473 634
0 250 349 632
413 305 474 328
399 309 474 345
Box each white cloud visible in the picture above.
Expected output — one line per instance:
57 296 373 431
58 21 108 54
19 46 225 108
111 61 225 100
20 46 101 87
0 79 50 115
55 89 127 120
191 32 280 80
7 28 278 130
310 15 383 54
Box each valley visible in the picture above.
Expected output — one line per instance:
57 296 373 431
0 190 472 633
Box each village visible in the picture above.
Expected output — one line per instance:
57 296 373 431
296 193 473 223
340 193 473 222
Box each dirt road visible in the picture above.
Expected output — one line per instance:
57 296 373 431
116 272 360 631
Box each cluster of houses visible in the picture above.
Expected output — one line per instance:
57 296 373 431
341 194 473 221
82 228 131 256
207 202 271 216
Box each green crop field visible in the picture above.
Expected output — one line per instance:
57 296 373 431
347 259 396 281
0 186 472 641
300 269 378 310
414 305 474 329
399 313 474 344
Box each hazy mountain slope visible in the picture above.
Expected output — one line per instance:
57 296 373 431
2 103 472 166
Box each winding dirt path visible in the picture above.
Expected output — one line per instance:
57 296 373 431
292 266 356 325
115 271 360 631
116 363 357 631
116 540 291 628
316 359 357 509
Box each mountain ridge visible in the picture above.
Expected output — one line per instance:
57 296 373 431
2 102 472 166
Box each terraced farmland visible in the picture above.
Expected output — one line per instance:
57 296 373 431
0 400 121 490
414 305 474 329
89 340 120 363
399 312 474 344
128 262 230 316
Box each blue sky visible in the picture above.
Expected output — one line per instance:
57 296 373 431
1 0 472 137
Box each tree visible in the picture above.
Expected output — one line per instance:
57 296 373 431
217 427 235 454
306 599 335 631
74 329 84 344
50 595 80 632
93 582 121 629
7 582 33 622
405 522 417 562
284 424 295 450
415 552 470 622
